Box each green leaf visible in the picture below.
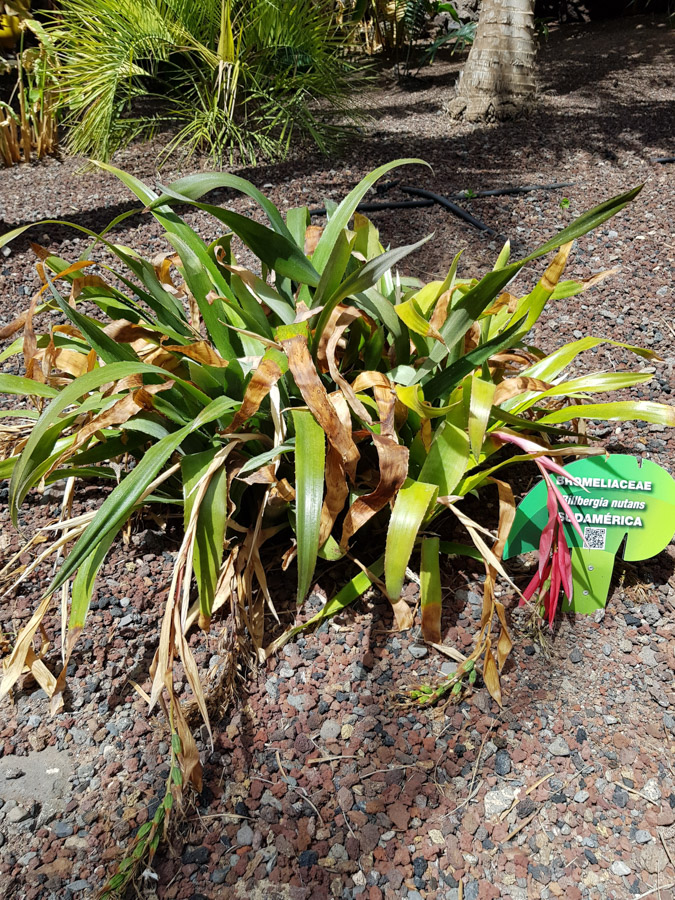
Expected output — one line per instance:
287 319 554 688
488 406 575 436
493 240 511 270
292 409 326 603
185 203 321 287
468 377 496 460
93 162 158 206
136 166 319 288
167 233 236 359
439 540 483 561
503 246 570 341
286 206 310 249
313 235 431 351
354 289 409 366
385 479 437 601
510 370 655 415
423 316 526 401
395 296 442 342
182 448 229 625
520 336 658 382
537 400 675 427
0 375 58 399
419 422 470 496
311 159 429 274
525 185 642 259
0 409 39 420
227 268 295 325
69 529 119 633
0 216 190 340
45 396 237 597
151 172 293 239
318 534 347 561
396 385 457 419
416 186 643 382
416 265 524 380
312 229 353 307
420 536 442 643
0 338 24 365
238 441 295 476
8 361 212 525
48 283 139 364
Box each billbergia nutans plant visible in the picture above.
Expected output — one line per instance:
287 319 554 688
0 162 674 883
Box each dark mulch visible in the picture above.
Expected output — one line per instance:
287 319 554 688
0 14 674 900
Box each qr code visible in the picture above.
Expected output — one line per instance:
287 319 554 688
584 527 606 550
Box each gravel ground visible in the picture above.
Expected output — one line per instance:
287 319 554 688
0 14 674 900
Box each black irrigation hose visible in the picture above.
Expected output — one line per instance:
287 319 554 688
375 179 574 201
308 199 433 216
451 181 575 199
309 181 575 236
653 157 675 164
401 185 498 235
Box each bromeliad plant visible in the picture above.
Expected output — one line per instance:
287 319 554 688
0 160 674 793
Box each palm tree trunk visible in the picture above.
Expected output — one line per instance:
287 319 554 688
449 0 536 122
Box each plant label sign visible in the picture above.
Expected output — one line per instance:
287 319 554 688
503 455 675 614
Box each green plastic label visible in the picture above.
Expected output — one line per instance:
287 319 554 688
504 455 675 613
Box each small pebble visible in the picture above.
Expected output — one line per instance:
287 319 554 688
494 750 511 776
320 720 341 741
549 737 571 757
236 824 254 846
611 860 632 876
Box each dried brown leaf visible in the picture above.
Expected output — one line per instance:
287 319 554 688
281 332 360 481
0 593 52 699
420 418 432 454
25 647 57 698
35 347 90 379
494 376 552 406
69 274 109 304
304 225 323 257
484 291 519 316
351 371 397 438
316 305 345 373
482 642 502 707
319 445 348 547
172 682 203 791
102 320 160 345
30 242 51 261
45 381 173 477
324 307 374 424
464 321 481 354
293 301 321 325
390 597 415 631
238 464 277 485
225 355 283 434
162 341 229 368
0 309 30 341
22 291 42 384
270 478 295 503
428 289 452 333
340 434 408 547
